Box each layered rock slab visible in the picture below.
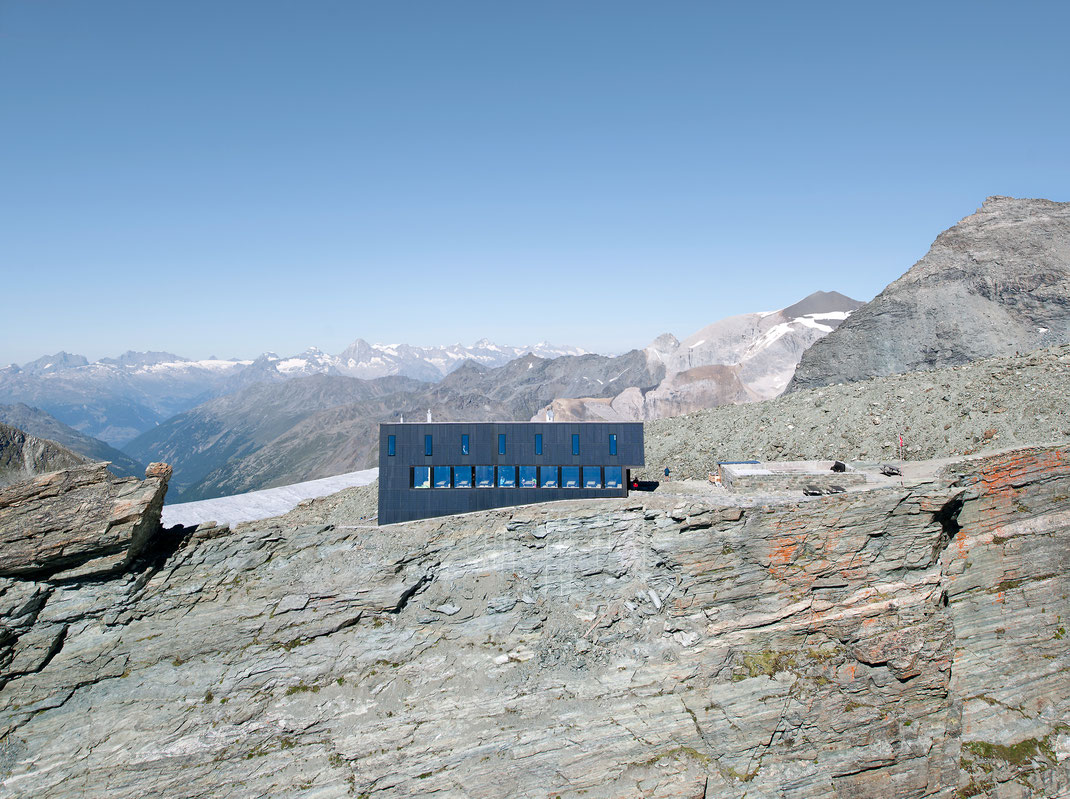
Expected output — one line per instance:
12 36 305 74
0 463 170 580
0 448 1066 797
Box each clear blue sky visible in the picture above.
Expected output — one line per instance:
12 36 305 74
2 1 1068 364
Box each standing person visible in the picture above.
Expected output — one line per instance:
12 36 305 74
664 467 670 478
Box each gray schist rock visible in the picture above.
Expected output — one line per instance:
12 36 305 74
0 462 171 581
788 196 1070 391
0 447 1067 797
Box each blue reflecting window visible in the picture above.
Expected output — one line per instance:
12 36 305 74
540 466 558 488
413 466 430 489
519 465 537 488
387 435 396 456
424 435 433 456
461 434 469 455
498 433 506 455
605 466 623 489
609 433 617 456
475 465 494 488
454 466 473 488
583 466 602 488
571 434 580 456
434 466 451 488
534 434 542 455
498 466 516 488
561 465 580 488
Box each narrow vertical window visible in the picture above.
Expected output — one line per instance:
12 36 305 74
425 435 433 456
461 434 469 455
534 433 542 455
609 433 617 456
387 435 396 456
498 433 507 455
571 433 580 456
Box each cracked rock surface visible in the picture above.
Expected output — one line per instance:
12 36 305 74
1 446 1068 797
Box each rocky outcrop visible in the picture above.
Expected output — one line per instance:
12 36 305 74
0 423 91 488
0 404 145 479
788 197 1070 392
0 445 1067 797
0 462 170 582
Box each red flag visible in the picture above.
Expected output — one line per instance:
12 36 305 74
899 434 903 448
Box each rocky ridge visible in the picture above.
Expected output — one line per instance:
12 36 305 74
0 445 1067 797
642 344 1070 482
788 196 1070 392
0 423 92 488
0 404 145 479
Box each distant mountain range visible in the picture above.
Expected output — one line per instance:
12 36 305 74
124 291 861 501
3 291 862 500
0 340 585 446
533 291 862 421
130 350 660 501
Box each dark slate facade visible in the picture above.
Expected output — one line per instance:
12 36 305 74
377 421 645 525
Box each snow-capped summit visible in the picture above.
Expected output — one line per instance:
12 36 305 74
648 290 862 399
330 339 588 381
535 291 863 422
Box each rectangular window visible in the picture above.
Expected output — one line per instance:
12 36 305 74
534 433 543 455
571 433 580 456
387 435 396 456
583 466 602 489
434 465 451 488
475 465 494 488
424 434 433 456
561 465 580 489
461 434 469 455
539 466 558 488
498 465 516 488
498 433 506 455
605 466 623 489
454 466 473 488
413 466 430 489
609 433 617 456
519 465 537 488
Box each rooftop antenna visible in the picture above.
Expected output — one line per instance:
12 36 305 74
427 408 432 423
399 413 404 423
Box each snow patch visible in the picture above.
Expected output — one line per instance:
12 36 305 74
162 468 379 527
276 358 309 372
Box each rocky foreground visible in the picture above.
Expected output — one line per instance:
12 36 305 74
0 444 1068 797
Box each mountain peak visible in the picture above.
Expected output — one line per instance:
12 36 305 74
780 291 863 320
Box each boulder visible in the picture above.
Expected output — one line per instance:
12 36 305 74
0 462 170 580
